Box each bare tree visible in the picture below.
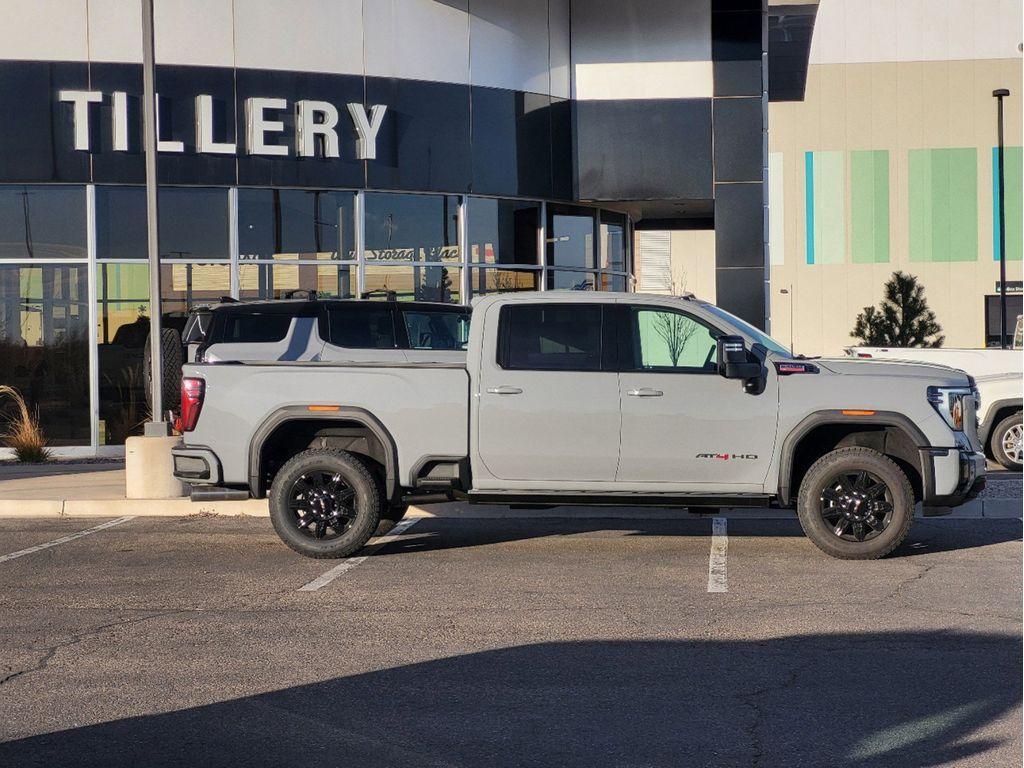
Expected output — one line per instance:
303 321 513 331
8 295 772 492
653 312 697 366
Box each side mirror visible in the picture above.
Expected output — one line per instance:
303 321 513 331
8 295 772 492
717 335 761 380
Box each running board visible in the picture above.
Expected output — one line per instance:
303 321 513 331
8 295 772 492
465 493 772 509
190 487 251 502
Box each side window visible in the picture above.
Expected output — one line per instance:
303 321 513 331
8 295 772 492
629 307 718 372
402 310 471 350
500 304 603 371
218 313 292 343
327 306 397 349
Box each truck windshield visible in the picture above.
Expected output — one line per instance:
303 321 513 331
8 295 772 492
699 303 793 358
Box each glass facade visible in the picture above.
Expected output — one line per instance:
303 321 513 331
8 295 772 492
0 183 633 451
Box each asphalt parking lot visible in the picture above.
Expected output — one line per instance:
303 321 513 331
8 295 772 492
0 513 1020 768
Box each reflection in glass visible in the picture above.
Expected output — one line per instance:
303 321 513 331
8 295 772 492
600 211 627 271
158 187 229 260
238 263 355 300
97 263 150 444
597 273 628 292
238 189 356 262
0 186 87 260
467 198 539 264
470 268 539 295
364 193 460 263
96 186 147 259
0 264 90 444
363 265 461 303
546 270 596 292
159 263 231 333
546 205 595 269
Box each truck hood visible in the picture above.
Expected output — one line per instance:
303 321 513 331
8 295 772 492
816 357 972 386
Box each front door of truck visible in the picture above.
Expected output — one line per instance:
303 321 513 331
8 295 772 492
474 301 621 484
615 304 778 491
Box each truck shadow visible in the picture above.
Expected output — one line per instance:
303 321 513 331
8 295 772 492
379 516 1021 559
1 632 1019 767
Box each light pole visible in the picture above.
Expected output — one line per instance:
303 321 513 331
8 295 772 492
779 286 794 352
141 0 168 434
993 88 1010 349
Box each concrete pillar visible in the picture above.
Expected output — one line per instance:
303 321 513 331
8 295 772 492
125 435 188 499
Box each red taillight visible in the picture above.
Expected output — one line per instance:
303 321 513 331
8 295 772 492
180 377 205 432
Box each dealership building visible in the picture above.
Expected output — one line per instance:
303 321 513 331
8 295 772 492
0 0 815 452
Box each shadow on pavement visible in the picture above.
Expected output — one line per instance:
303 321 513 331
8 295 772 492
2 632 1019 767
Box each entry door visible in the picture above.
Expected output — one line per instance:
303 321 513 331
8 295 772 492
475 302 621 483
616 305 778 491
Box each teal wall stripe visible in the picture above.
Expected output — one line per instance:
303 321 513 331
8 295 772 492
805 151 815 264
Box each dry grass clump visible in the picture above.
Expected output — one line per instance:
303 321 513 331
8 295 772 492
0 385 51 463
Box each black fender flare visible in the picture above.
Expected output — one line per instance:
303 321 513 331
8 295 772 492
247 406 399 501
777 410 931 506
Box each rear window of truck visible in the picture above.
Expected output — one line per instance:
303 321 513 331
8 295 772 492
326 305 398 349
499 304 603 371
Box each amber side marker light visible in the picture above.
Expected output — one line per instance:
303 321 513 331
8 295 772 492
308 405 341 412
842 409 876 416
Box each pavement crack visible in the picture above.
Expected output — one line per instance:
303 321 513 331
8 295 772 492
0 609 185 688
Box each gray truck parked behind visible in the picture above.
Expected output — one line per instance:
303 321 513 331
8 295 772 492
173 292 986 560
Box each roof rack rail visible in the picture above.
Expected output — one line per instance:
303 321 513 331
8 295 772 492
361 289 398 301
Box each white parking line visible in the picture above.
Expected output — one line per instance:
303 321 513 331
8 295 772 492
0 516 135 565
707 516 728 593
298 517 421 592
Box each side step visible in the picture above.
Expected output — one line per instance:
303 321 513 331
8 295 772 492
190 487 251 502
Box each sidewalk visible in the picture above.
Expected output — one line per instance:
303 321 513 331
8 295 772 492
0 460 1019 519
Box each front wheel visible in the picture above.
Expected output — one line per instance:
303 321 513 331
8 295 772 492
269 449 380 559
990 412 1023 471
796 447 914 560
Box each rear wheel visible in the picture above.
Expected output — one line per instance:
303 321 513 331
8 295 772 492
990 412 1022 471
269 449 379 559
796 447 914 560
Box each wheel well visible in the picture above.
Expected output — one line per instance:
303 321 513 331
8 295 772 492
254 418 390 498
785 423 923 504
985 404 1023 456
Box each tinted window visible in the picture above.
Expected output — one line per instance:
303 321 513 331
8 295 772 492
237 189 356 262
218 313 292 344
629 307 718 372
467 198 539 265
501 304 602 371
546 205 595 268
158 187 229 260
96 186 146 259
327 305 397 349
0 185 87 260
402 309 470 350
364 193 459 262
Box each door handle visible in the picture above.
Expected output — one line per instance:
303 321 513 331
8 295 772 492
487 386 523 395
626 388 664 397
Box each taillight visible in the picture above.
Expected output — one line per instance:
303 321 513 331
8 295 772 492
180 377 205 432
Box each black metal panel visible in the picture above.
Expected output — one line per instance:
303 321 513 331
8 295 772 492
549 97 575 201
575 99 713 201
470 87 552 198
713 97 763 182
90 62 144 183
715 266 765 328
365 76 471 193
714 60 762 97
768 5 818 101
235 68 364 189
714 183 763 267
712 8 763 62
0 61 90 183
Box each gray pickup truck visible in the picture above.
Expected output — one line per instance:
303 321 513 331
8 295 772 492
173 292 986 560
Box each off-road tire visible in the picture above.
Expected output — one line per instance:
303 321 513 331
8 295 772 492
143 327 183 417
269 449 380 559
990 412 1023 471
797 447 914 560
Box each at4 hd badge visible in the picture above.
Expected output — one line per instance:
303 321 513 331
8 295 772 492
696 453 759 461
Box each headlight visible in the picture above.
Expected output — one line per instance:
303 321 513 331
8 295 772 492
927 386 973 431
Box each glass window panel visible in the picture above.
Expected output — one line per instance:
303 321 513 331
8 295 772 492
96 263 150 444
326 304 397 349
597 273 628 292
363 264 461 303
238 189 356 262
159 264 231 335
238 263 355 301
364 193 460 263
0 264 90 445
158 187 229 260
96 186 147 260
0 185 86 260
547 205 595 268
600 211 627 271
401 307 471 350
470 267 539 296
546 269 595 292
467 198 539 264
630 307 718 372
502 304 602 371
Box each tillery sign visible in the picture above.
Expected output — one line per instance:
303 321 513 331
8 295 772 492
57 90 387 159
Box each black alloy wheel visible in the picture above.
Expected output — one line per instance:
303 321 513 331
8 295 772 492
287 471 357 541
818 469 893 542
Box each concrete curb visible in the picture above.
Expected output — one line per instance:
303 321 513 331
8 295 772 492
0 498 270 517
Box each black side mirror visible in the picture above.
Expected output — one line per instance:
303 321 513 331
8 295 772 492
717 335 761 380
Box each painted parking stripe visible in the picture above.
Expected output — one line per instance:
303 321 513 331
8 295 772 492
298 517 421 592
0 516 135 565
706 516 728 593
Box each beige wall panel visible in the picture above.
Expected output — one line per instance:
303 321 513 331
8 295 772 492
668 230 717 301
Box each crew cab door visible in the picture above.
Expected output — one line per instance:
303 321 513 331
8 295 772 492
615 303 778 491
474 301 621 484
